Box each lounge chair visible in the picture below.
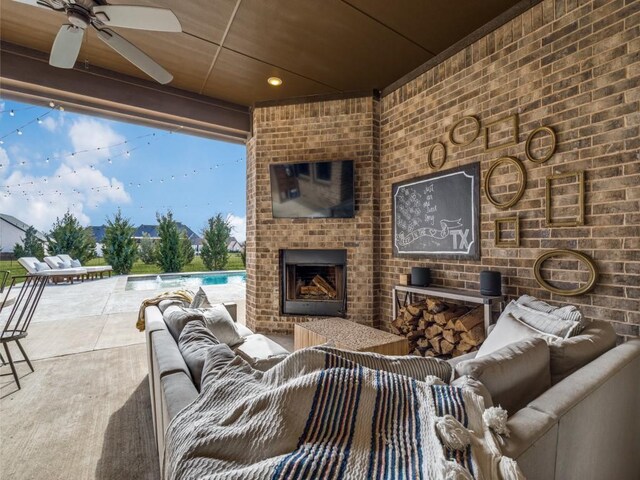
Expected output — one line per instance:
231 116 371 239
56 254 113 279
40 256 88 283
17 257 87 284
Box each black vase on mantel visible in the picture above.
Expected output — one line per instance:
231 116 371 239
411 267 431 287
480 270 502 296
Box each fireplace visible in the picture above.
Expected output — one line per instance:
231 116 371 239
280 249 347 316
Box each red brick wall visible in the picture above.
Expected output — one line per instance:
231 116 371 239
246 97 380 333
379 0 639 339
246 0 639 339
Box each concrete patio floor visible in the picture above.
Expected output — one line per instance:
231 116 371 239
0 274 291 480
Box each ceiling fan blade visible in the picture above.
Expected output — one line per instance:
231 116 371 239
12 0 50 9
50 24 84 68
92 5 181 32
96 29 173 84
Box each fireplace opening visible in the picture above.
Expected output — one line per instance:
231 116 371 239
281 249 346 316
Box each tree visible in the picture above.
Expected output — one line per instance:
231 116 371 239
13 226 45 259
47 212 96 263
102 210 137 275
155 211 184 273
138 232 157 265
201 214 231 270
239 242 246 268
180 231 195 266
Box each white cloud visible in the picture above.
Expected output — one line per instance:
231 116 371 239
0 122 131 231
41 115 64 132
66 117 126 167
227 214 246 242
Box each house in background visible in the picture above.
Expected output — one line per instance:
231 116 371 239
227 237 242 253
0 213 47 259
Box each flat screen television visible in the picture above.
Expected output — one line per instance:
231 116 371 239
270 160 355 218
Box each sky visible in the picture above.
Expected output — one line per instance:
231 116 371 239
0 98 247 241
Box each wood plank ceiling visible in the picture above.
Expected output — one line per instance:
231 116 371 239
0 0 521 107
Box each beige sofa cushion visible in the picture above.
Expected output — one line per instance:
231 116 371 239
235 334 290 369
547 319 617 384
477 311 557 357
164 305 244 347
456 337 551 416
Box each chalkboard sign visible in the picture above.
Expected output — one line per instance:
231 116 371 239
393 163 480 259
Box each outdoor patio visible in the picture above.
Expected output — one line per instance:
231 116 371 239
0 276 286 479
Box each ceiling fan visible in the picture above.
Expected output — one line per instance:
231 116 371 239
13 0 182 84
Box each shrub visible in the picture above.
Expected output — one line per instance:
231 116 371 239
138 232 157 265
102 210 137 275
239 242 246 268
180 231 195 266
155 211 184 273
201 214 231 270
13 226 45 259
47 212 96 263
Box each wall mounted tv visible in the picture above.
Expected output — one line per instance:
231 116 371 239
270 160 355 218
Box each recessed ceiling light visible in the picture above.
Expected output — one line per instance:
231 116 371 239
268 76 283 86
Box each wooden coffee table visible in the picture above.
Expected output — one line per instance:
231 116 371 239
294 318 409 355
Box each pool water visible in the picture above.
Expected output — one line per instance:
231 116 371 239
125 271 246 291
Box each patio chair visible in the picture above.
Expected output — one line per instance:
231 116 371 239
57 254 113 280
41 256 88 283
0 274 48 389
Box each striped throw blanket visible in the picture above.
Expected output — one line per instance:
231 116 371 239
165 346 521 480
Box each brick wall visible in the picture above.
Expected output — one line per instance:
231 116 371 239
246 0 639 339
379 0 639 339
246 96 380 333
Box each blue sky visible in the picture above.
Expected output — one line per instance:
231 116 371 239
0 98 247 240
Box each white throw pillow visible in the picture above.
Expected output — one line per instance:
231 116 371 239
199 304 243 347
190 287 213 309
71 259 82 267
35 261 50 272
477 310 558 357
515 295 584 335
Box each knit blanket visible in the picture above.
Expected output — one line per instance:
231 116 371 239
165 346 522 480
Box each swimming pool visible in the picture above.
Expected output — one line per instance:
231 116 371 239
125 271 246 291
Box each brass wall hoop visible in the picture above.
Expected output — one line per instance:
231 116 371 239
545 171 585 227
533 249 598 296
526 126 557 164
484 114 519 152
448 116 481 147
484 156 527 210
494 215 520 247
427 142 447 170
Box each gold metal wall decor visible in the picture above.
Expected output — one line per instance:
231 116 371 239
545 171 585 227
526 126 557 164
494 215 520 247
484 114 519 152
533 249 598 296
449 115 481 147
484 156 527 210
427 142 447 170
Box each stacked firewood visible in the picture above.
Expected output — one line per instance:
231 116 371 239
391 298 485 358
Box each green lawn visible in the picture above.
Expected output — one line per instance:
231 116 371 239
0 253 244 285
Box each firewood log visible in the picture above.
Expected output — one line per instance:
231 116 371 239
311 275 337 298
407 330 423 341
426 298 447 314
429 335 443 353
460 324 485 346
406 304 423 316
457 341 474 353
425 324 443 338
434 306 468 325
451 348 466 357
440 339 455 355
417 337 431 349
442 329 460 344
445 319 456 330
454 306 484 332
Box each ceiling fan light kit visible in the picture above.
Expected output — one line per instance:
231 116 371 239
16 0 182 84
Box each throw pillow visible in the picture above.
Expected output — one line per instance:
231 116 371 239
62 260 72 269
198 304 244 347
451 375 493 408
158 299 187 313
253 354 289 372
514 296 584 337
200 343 237 390
178 319 220 390
56 261 65 269
35 261 51 272
163 306 204 341
516 294 584 324
547 319 617 384
190 287 212 309
477 311 558 357
455 337 551 416
71 259 82 268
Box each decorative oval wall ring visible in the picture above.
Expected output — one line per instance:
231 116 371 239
427 142 447 170
533 249 598 296
525 126 557 164
448 116 481 147
484 156 527 209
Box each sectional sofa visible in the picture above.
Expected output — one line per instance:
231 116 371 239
144 300 640 479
